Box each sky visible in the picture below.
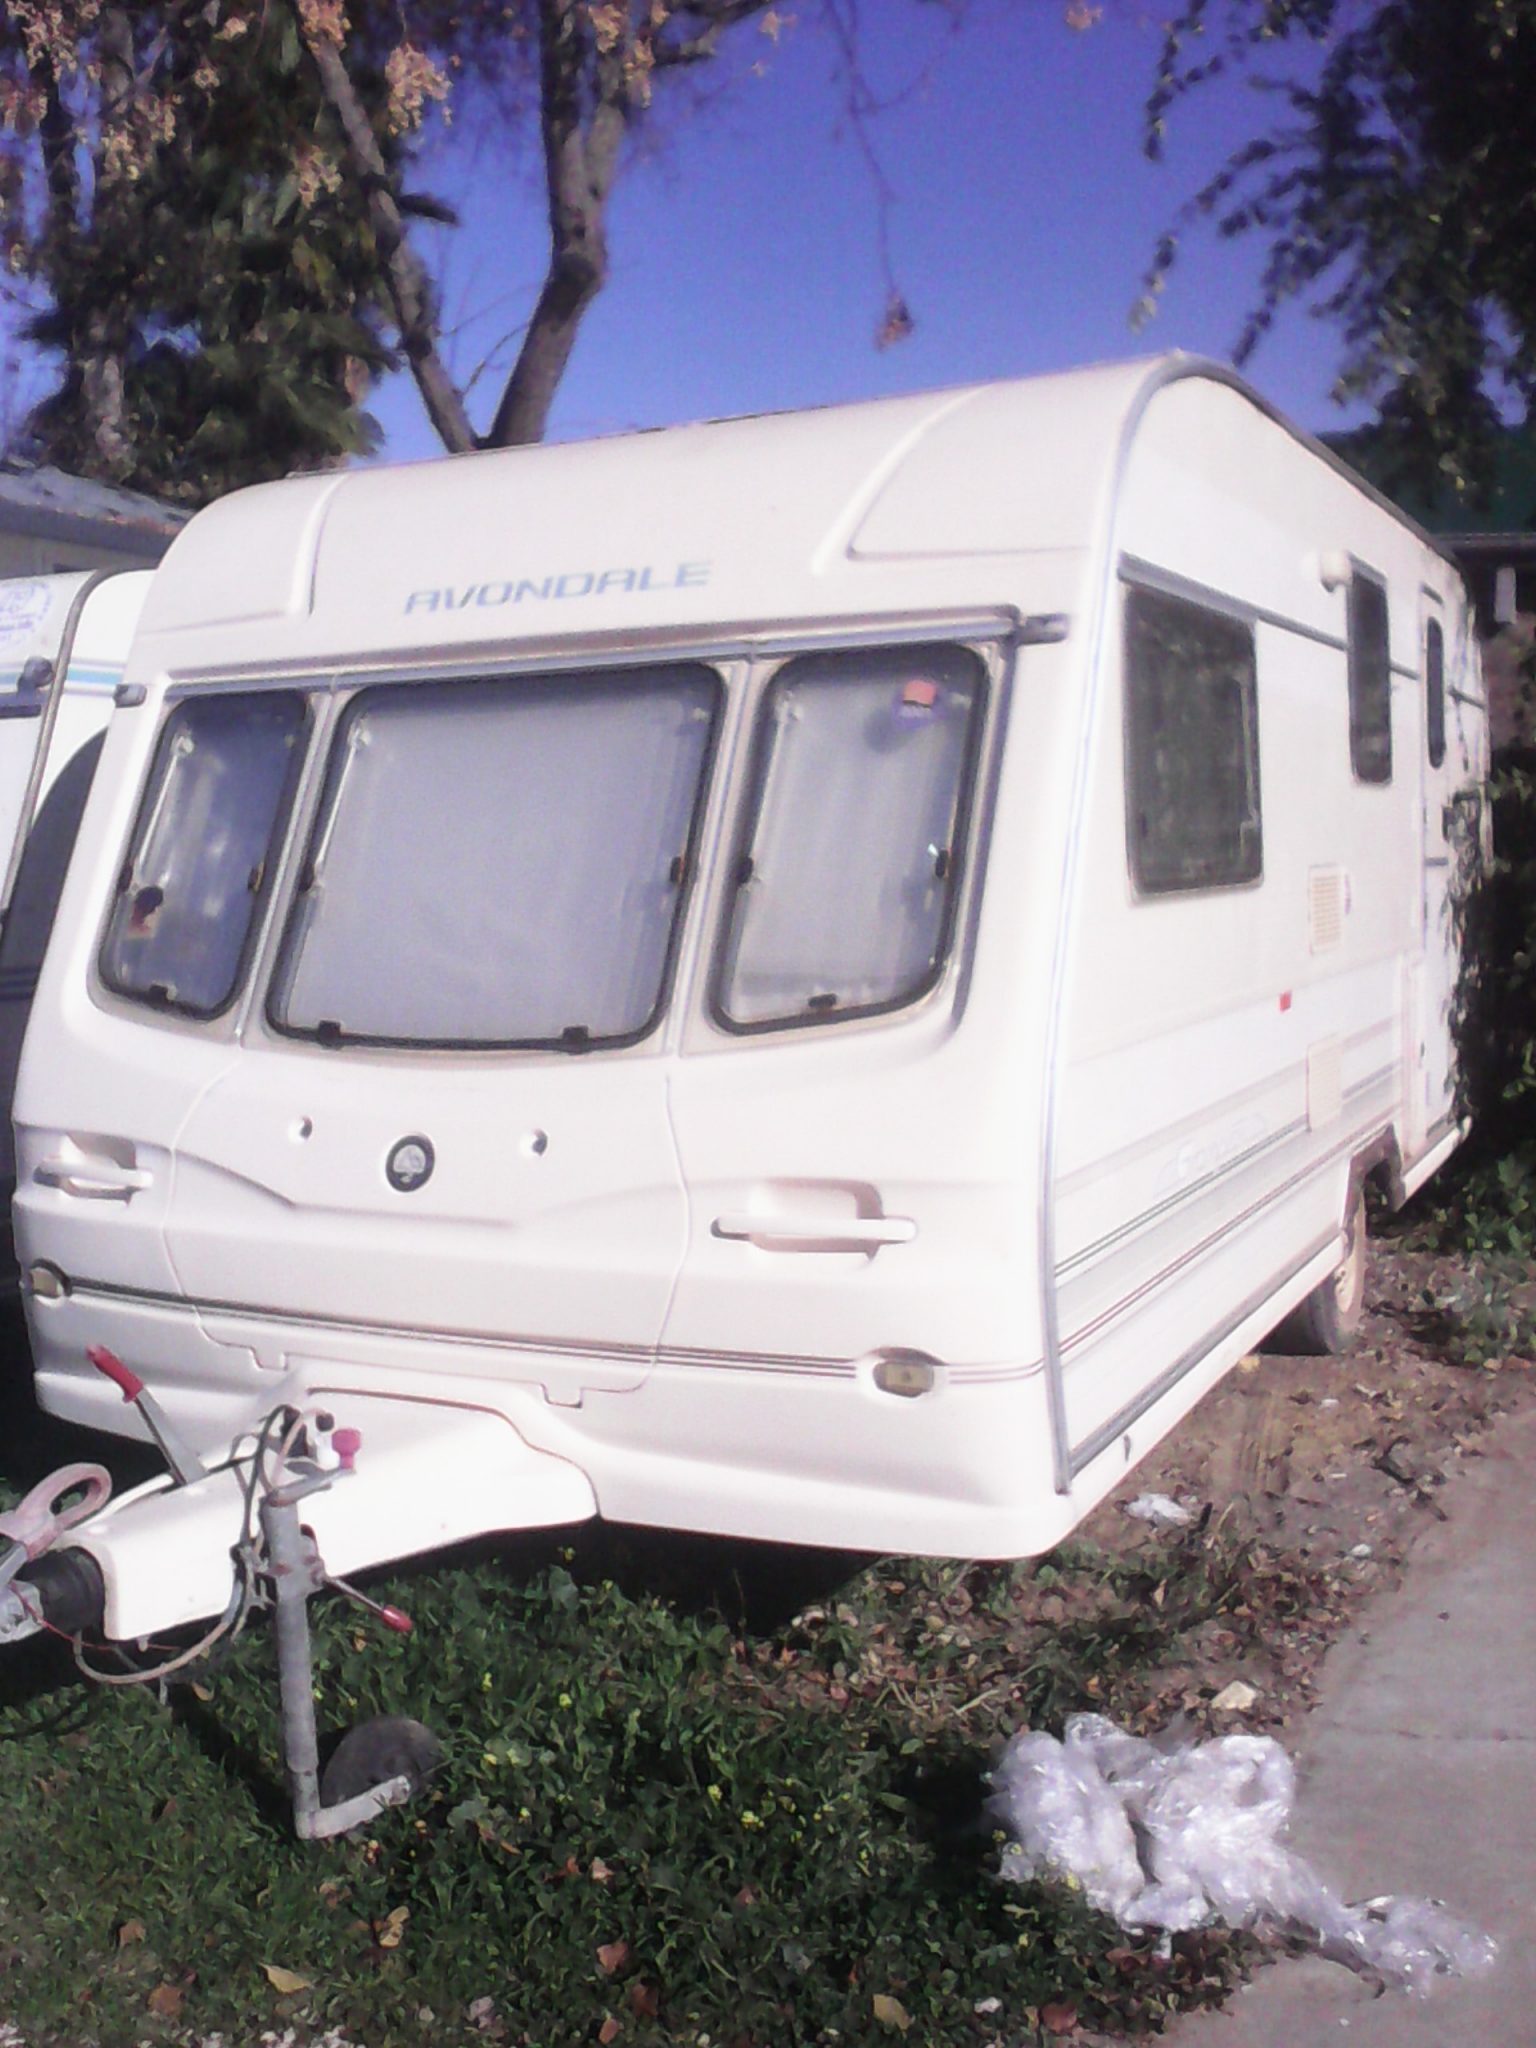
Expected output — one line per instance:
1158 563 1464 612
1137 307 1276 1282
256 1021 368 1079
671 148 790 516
367 0 1361 466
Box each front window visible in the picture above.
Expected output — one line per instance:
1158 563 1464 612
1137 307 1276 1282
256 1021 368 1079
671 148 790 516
100 691 306 1017
269 665 717 1048
714 644 985 1030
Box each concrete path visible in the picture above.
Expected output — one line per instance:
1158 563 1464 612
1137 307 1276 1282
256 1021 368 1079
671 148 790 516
1165 1399 1536 2046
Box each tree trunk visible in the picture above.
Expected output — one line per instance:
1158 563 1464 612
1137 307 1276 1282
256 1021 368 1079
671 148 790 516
303 27 480 454
484 0 624 448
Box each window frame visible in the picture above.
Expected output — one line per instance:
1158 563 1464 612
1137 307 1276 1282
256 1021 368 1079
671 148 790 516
97 686 311 1023
1347 566 1393 785
264 661 723 1054
1122 581 1263 899
708 641 990 1037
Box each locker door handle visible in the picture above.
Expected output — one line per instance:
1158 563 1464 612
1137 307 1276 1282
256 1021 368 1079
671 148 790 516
712 1213 916 1251
35 1155 153 1200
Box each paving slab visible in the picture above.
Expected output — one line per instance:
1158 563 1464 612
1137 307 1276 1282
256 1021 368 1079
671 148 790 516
1164 1400 1536 2047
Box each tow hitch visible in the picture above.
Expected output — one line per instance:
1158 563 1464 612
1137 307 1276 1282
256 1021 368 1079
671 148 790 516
0 1347 442 1841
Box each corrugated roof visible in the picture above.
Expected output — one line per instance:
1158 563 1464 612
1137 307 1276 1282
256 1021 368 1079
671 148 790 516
0 460 185 532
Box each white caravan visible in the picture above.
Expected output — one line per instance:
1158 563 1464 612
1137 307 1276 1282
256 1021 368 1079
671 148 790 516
2 360 1487 1685
0 570 153 1284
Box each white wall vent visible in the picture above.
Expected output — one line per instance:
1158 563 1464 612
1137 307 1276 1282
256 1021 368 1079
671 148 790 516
1308 866 1346 953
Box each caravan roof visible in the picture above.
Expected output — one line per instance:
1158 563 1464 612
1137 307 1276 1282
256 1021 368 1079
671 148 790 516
136 355 1444 677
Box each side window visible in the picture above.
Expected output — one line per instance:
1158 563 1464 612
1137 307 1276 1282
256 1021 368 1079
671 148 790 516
1124 584 1261 895
1426 616 1446 769
1348 571 1392 783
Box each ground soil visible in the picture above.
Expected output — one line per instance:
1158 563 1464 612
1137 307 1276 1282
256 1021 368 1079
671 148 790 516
1076 1225 1536 1733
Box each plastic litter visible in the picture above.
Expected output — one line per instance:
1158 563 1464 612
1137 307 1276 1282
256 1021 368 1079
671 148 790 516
1123 1492 1194 1528
989 1714 1497 1993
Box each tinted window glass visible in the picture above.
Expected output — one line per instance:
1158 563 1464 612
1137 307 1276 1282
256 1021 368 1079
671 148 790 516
1426 616 1446 768
100 692 306 1017
1124 585 1261 894
715 645 985 1030
1348 572 1392 783
269 666 717 1048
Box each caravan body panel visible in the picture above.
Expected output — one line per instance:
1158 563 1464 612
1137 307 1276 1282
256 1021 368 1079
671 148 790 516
11 360 1488 1603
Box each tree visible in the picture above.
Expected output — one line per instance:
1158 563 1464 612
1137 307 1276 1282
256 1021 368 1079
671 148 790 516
1140 0 1536 496
0 1 967 502
0 3 395 499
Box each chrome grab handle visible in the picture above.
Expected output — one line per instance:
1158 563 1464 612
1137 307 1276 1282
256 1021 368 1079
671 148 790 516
35 1154 153 1199
712 1212 916 1250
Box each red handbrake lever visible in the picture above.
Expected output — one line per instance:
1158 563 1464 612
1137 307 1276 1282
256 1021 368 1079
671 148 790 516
86 1346 204 1486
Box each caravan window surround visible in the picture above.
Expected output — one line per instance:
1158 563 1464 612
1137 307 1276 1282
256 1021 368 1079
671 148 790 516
1122 583 1263 898
265 663 721 1053
98 689 309 1021
1347 568 1393 784
710 643 988 1035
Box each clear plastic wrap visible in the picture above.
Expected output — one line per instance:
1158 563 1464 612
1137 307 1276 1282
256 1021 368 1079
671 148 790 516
989 1713 1497 1992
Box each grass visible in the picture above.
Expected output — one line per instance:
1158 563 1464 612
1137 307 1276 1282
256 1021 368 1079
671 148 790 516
0 1313 1271 2048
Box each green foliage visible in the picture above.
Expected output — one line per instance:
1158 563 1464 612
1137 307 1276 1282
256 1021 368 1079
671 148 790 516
4 4 392 503
1394 738 1536 1363
1143 0 1536 495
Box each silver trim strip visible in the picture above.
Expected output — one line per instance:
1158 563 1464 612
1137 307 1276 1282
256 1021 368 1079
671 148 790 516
52 1275 1040 1385
1119 554 1347 653
1060 1117 1384 1401
1068 1232 1335 1478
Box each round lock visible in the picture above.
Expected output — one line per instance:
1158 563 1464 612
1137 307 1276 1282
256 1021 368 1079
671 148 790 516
385 1134 435 1193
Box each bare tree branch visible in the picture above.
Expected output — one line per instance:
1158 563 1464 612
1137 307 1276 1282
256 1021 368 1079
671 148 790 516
303 19 480 453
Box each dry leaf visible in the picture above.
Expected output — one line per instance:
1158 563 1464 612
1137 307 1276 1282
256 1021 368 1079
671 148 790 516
596 1938 631 1977
117 1919 146 1947
147 1984 184 2020
598 2018 622 2045
1041 2000 1079 2035
871 1993 911 2032
375 1906 409 1950
262 1964 313 1995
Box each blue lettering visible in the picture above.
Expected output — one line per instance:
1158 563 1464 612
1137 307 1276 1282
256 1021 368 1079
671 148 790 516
407 561 718 613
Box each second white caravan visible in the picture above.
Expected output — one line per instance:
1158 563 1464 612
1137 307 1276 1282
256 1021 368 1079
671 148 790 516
5 357 1487 1652
0 569 153 1285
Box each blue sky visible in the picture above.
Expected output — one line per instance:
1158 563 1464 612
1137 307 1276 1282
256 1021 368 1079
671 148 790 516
371 1 1358 464
0 4 1360 469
